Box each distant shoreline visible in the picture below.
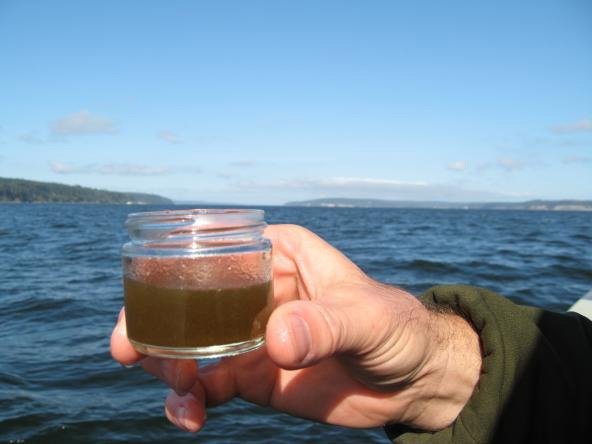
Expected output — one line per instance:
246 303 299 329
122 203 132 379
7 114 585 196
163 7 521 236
3 201 591 212
284 198 592 212
2 177 590 211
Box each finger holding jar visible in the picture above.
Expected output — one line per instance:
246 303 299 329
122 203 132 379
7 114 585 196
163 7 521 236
110 307 199 396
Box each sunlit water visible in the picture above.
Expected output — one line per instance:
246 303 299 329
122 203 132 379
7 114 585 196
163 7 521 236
1 204 590 442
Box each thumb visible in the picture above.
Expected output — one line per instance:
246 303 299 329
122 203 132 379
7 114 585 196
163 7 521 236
265 293 387 370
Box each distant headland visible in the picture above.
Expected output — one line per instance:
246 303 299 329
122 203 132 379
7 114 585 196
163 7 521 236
285 198 592 211
0 177 173 204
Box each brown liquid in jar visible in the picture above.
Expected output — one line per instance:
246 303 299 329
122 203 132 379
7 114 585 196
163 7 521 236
124 278 273 348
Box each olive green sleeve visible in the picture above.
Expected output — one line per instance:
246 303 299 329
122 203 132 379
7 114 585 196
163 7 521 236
385 285 592 444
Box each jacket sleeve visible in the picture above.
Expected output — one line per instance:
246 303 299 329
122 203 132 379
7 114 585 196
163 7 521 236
384 285 592 444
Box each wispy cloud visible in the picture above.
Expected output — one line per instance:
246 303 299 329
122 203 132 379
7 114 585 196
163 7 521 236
51 110 117 136
478 157 536 172
497 157 529 171
158 130 181 144
230 176 511 201
229 160 255 167
18 131 46 144
551 118 592 134
447 161 466 171
50 161 202 176
562 155 592 164
310 177 428 187
557 139 588 148
51 162 170 176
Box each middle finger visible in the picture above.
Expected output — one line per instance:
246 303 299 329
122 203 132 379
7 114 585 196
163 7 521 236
141 357 199 395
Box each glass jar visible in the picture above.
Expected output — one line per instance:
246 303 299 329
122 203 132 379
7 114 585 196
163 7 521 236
122 209 273 359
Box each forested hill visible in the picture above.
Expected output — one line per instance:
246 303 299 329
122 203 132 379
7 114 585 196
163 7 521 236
0 177 173 204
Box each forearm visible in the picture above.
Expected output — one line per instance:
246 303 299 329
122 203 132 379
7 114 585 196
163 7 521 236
386 285 592 444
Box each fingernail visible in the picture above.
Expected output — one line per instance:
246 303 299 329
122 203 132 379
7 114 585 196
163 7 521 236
116 321 127 338
285 313 312 364
174 399 200 432
175 405 190 431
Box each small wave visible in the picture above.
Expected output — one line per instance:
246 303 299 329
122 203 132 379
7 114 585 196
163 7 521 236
30 414 200 442
50 222 79 229
0 412 63 441
0 372 30 388
572 233 592 242
407 225 433 233
0 295 77 318
496 247 519 254
543 239 572 248
546 264 592 280
28 364 131 391
548 253 585 263
474 271 525 283
63 238 105 252
66 272 115 285
403 259 460 274
522 230 546 241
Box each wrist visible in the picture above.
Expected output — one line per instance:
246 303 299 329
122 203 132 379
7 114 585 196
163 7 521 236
402 310 482 431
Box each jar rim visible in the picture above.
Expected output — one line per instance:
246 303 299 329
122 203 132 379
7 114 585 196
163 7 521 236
125 208 266 245
127 208 263 219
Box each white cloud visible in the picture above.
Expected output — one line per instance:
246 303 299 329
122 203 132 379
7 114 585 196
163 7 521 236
50 162 170 176
447 161 466 171
562 155 592 164
551 118 592 134
50 161 78 174
251 177 427 191
51 110 117 136
307 177 428 187
158 130 181 144
230 176 510 201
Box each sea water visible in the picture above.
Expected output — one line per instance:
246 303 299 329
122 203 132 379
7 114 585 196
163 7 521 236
1 204 590 442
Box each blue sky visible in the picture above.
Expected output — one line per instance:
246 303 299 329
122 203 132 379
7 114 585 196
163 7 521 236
1 0 591 204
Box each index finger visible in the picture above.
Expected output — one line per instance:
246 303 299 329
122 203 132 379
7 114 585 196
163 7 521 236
110 307 144 366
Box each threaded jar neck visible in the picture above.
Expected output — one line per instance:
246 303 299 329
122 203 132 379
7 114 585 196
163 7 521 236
123 209 268 255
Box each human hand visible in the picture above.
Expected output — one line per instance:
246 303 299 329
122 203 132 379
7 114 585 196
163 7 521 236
111 225 481 433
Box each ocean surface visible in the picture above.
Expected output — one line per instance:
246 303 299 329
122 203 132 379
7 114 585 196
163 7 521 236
1 204 591 443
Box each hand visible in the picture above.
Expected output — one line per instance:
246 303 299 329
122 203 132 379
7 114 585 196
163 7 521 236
111 224 481 433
